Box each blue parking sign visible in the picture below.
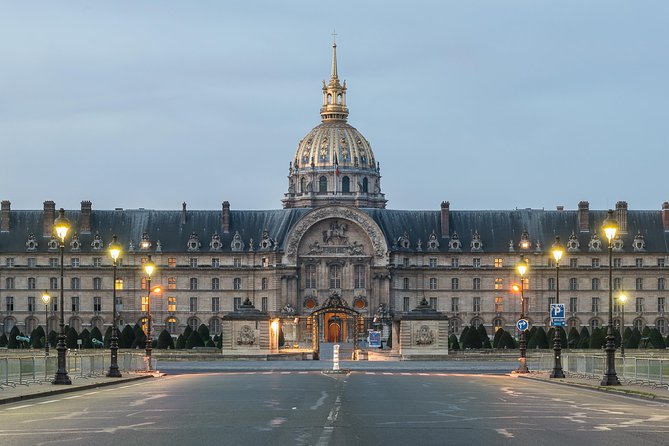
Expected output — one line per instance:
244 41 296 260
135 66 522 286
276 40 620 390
550 303 566 327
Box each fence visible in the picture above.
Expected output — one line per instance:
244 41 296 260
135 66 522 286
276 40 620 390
529 353 669 388
0 352 150 388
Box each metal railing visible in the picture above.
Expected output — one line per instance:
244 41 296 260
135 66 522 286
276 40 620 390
0 353 149 388
529 353 669 388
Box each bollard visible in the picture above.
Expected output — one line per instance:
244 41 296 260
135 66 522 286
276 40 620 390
333 344 340 371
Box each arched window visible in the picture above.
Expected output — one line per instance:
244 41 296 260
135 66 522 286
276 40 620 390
633 318 644 331
166 317 178 334
3 317 15 334
188 317 199 332
471 318 482 329
657 319 667 335
337 93 342 104
362 177 368 193
493 318 504 331
319 176 327 193
305 264 317 289
329 264 341 289
327 93 332 104
210 318 221 336
69 317 81 332
590 319 600 330
342 176 350 193
300 177 306 193
449 318 461 334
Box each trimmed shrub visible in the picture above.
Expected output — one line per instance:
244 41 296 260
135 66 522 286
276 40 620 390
197 324 210 343
176 334 186 349
499 331 516 349
482 338 492 349
477 324 489 344
459 326 470 344
628 327 641 349
90 327 103 348
528 327 549 349
131 325 147 349
158 329 174 349
48 330 58 347
449 334 460 350
104 326 113 348
65 327 79 349
31 326 46 349
183 325 193 340
567 327 580 348
79 328 92 349
648 328 666 349
279 327 285 347
463 325 482 349
492 328 505 348
622 327 633 349
589 327 606 349
205 339 216 348
120 325 135 348
7 326 21 348
0 333 7 347
185 331 204 349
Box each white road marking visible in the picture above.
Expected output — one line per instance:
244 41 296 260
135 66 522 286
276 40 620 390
496 428 514 438
63 395 82 400
37 400 59 405
6 404 33 411
316 395 341 446
311 391 328 410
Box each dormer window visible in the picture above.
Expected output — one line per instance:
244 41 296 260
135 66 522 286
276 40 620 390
588 234 602 252
612 237 624 252
91 233 104 251
567 232 580 252
427 231 439 251
210 232 222 251
187 232 201 252
470 231 483 252
397 232 410 249
448 232 461 252
632 232 645 252
70 234 81 251
25 233 38 252
231 231 244 252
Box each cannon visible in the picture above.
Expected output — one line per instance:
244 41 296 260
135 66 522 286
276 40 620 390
91 338 104 347
16 335 31 342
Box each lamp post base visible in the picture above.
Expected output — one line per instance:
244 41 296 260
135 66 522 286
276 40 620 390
52 371 72 385
600 373 621 386
513 357 529 374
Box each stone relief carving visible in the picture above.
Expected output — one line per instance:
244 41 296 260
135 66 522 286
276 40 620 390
236 325 256 346
415 325 435 345
322 220 349 244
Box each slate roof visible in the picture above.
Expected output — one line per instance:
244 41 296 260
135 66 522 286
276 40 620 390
1 207 668 254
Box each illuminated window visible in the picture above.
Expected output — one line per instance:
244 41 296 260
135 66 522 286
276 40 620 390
166 317 177 333
495 296 503 313
494 278 503 290
141 296 148 312
168 277 177 290
168 296 176 312
494 258 503 268
168 258 177 268
115 279 123 290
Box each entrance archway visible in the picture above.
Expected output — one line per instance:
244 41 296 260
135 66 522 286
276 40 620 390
309 291 361 360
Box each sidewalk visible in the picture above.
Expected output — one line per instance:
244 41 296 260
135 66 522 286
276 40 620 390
0 372 156 406
518 371 669 404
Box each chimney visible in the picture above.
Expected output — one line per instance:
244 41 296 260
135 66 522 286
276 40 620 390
222 201 230 233
440 201 450 238
662 202 669 232
616 201 628 234
80 200 92 234
181 202 187 225
43 201 56 237
1 200 10 232
577 201 589 232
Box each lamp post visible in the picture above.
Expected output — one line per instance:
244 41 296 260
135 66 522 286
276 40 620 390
516 257 529 373
107 235 122 377
52 208 71 385
619 292 627 358
143 256 156 368
41 291 51 356
601 209 621 386
550 237 565 378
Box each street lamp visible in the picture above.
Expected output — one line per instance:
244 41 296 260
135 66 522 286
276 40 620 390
143 255 156 368
619 292 627 358
550 237 565 378
52 208 71 385
107 235 122 378
601 209 621 386
41 291 51 356
515 257 529 373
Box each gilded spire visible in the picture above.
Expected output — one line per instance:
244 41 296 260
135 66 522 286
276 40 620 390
321 34 348 121
331 31 338 80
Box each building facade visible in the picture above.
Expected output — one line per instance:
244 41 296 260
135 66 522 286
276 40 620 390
1 42 668 343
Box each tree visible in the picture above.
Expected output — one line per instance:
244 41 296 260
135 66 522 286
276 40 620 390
499 331 516 349
567 327 580 349
648 328 666 349
492 328 505 348
589 327 605 349
528 327 548 349
0 333 7 347
183 325 193 340
459 326 470 344
120 324 135 348
7 326 21 348
48 330 58 347
449 334 460 350
131 324 147 349
65 326 79 349
31 326 46 349
627 327 641 349
622 327 633 349
158 329 174 349
463 326 482 349
477 324 489 344
90 327 103 348
175 334 186 349
185 331 204 349
197 324 210 343
79 328 92 349
547 327 568 349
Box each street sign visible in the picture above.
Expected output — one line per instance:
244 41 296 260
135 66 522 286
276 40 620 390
516 319 529 332
550 303 566 327
369 331 381 348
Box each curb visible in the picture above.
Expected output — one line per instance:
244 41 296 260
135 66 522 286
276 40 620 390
517 374 669 404
0 374 154 406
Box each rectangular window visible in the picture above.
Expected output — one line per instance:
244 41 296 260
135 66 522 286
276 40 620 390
168 277 177 290
71 296 80 312
28 277 36 290
212 258 220 268
233 258 242 268
50 277 58 290
429 278 437 290
27 258 36 268
472 297 481 313
189 257 198 268
211 278 220 290
451 257 459 268
141 296 148 313
168 257 177 268
429 297 437 310
548 296 556 311
494 258 503 268
5 257 14 267
115 279 123 290
658 297 666 313
93 277 102 290
354 265 365 289
93 296 102 312
402 257 409 267
658 258 666 267
93 257 102 267
495 296 503 313
635 278 643 290
636 297 644 313
548 277 556 291
451 297 459 312
402 277 410 290
403 297 410 312
548 259 556 268
472 258 481 268
494 278 503 290
522 277 529 290
234 297 242 311
261 277 268 290
429 258 438 268
569 258 578 268
168 296 177 312
262 257 269 267
262 296 268 312
49 258 58 267
233 278 242 290
305 264 317 289
6 296 14 312
659 278 666 290
613 258 622 268
472 278 481 290
70 277 80 290
212 297 220 313
569 297 578 313
329 264 342 289
613 278 622 290
189 297 198 312
51 300 58 312
71 258 80 268
451 278 459 290
592 278 600 291
592 258 600 268
591 297 600 313
27 296 35 312
635 258 643 268
569 278 578 291
189 278 198 290
5 277 14 289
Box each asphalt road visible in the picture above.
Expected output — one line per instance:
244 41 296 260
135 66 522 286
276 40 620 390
0 371 667 445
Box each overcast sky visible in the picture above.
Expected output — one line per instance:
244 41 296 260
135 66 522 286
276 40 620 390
1 1 667 212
